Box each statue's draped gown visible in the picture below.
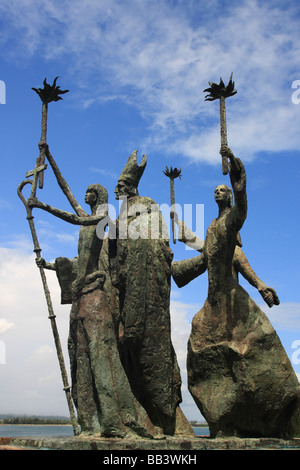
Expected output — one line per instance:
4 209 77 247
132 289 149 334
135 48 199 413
55 224 159 438
184 176 300 438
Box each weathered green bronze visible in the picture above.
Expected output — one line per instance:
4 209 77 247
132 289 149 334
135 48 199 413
18 74 300 442
172 146 300 438
163 166 182 244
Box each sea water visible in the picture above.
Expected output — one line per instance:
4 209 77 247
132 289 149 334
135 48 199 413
0 424 75 438
0 425 209 438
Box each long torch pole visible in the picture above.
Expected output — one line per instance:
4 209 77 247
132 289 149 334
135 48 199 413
219 96 229 175
163 166 182 244
37 101 48 188
204 73 237 175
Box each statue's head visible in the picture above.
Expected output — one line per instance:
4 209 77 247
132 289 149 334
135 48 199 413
114 150 147 199
214 184 232 208
85 184 108 208
214 184 242 247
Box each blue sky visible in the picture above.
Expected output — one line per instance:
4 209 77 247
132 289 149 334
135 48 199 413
0 0 299 422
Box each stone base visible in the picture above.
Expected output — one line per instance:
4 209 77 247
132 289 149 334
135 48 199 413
1 435 300 451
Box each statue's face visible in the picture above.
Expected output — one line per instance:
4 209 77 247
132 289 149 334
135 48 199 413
85 188 97 206
114 181 126 199
114 181 136 199
214 185 231 205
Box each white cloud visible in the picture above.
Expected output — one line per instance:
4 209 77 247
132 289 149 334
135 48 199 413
170 298 204 420
36 220 79 252
0 319 14 334
30 345 55 361
1 0 300 163
266 302 300 332
171 300 194 371
90 167 119 180
0 199 12 210
0 246 71 415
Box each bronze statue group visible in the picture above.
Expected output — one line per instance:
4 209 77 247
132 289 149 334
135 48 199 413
26 141 300 440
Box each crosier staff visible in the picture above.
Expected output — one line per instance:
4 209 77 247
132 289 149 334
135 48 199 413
204 73 237 175
17 78 79 437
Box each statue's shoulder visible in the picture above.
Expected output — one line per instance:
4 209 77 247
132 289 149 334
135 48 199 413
129 195 158 208
133 195 156 203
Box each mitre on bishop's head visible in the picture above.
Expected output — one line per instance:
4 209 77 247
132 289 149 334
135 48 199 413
117 150 147 188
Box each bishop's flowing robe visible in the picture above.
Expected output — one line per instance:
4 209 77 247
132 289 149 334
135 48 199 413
110 195 193 436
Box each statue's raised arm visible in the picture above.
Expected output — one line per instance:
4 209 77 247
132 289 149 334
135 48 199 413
221 145 247 232
28 195 106 226
39 142 88 218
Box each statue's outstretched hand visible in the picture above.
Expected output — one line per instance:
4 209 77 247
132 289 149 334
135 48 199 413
170 210 179 224
27 196 39 208
38 141 49 153
170 211 186 241
35 257 46 268
259 287 280 308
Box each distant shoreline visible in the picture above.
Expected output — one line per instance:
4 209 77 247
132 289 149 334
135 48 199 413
0 423 208 427
0 423 71 426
